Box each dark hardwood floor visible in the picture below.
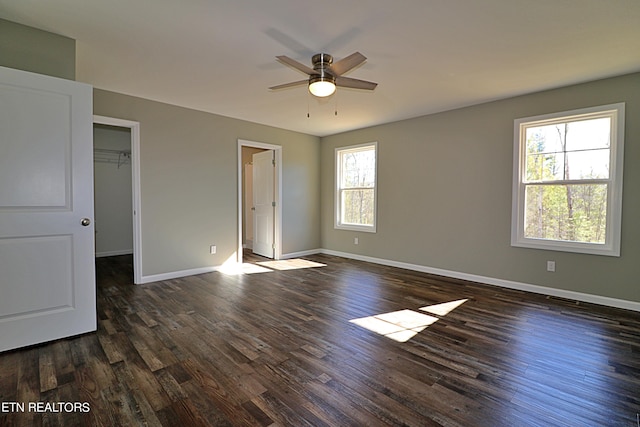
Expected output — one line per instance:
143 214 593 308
1 252 639 426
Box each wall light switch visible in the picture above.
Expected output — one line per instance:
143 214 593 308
210 245 217 254
547 261 555 272
354 237 359 245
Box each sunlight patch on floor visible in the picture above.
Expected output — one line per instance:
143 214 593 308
350 310 438 342
256 259 326 270
420 299 468 316
349 299 468 343
219 258 326 275
218 263 273 275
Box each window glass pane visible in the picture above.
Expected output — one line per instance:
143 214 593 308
565 117 610 151
341 149 375 188
341 189 375 226
525 125 564 154
566 149 609 179
526 152 563 181
524 184 608 243
525 120 610 182
525 118 610 155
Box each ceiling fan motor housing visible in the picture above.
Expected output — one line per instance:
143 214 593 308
310 53 335 84
312 53 333 68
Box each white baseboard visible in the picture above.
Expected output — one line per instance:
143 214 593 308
134 247 639 312
96 249 133 258
140 265 218 284
281 248 323 259
320 249 640 313
138 248 323 284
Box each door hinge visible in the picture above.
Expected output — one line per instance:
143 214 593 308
272 201 276 207
272 159 276 166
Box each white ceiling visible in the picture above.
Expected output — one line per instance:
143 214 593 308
2 0 640 137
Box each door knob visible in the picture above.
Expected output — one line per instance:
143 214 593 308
80 218 91 226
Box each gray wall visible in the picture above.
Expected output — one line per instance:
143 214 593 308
320 72 640 303
93 89 320 277
0 18 75 80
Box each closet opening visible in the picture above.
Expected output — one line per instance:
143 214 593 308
93 116 142 284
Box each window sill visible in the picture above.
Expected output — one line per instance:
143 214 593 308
511 238 619 257
335 224 377 233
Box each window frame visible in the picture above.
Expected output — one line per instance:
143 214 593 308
335 142 378 233
511 103 625 256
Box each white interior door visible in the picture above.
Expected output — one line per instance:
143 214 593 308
244 163 254 248
0 66 96 353
252 150 275 258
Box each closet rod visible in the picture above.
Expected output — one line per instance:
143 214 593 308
94 148 131 168
94 148 131 154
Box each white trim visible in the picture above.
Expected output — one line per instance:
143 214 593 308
335 142 378 233
281 248 323 259
319 249 640 312
140 266 218 284
511 103 625 256
237 139 282 262
93 115 143 284
133 245 640 311
96 249 133 258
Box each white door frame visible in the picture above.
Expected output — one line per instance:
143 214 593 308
93 115 143 284
237 139 282 263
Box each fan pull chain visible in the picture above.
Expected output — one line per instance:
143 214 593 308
307 90 310 118
334 91 338 116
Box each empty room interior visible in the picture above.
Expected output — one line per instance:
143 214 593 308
0 2 639 426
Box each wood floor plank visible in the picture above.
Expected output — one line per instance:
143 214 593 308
38 349 57 393
15 348 41 427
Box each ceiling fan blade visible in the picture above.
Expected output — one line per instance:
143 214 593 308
335 76 377 90
329 52 367 76
276 55 315 75
269 80 308 90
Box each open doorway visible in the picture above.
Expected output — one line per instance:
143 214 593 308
93 124 131 259
237 139 282 263
242 146 268 253
93 116 142 284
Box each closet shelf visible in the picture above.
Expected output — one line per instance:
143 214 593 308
94 148 131 168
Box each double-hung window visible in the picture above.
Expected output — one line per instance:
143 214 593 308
335 142 377 232
511 103 625 256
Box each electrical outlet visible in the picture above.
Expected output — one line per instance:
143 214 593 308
547 261 555 272
210 245 217 254
354 237 359 245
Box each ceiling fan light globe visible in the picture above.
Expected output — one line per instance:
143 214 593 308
309 80 336 97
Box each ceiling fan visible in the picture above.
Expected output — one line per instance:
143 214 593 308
269 52 377 97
